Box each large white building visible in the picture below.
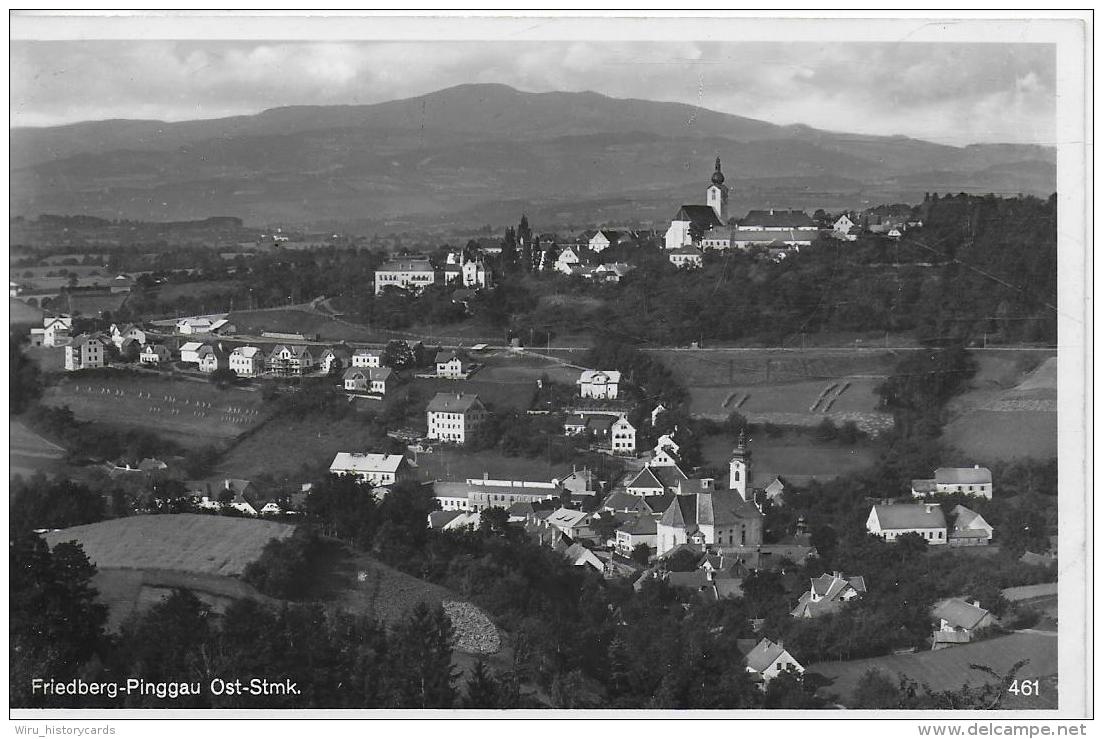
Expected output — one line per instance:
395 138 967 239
329 452 411 487
375 256 436 295
64 334 108 371
29 315 72 347
866 503 947 545
610 416 637 455
426 392 487 444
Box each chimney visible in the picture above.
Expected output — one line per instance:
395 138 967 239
971 599 982 609
925 503 937 514
974 464 980 469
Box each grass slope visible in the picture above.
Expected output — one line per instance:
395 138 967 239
43 514 296 577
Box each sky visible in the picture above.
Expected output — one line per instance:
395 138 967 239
10 40 1056 147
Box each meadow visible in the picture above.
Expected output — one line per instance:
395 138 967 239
44 514 296 577
42 373 269 450
9 419 67 480
700 431 878 483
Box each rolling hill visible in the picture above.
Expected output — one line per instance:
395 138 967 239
10 83 1055 228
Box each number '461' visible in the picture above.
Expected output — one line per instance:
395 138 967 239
1008 679 1040 696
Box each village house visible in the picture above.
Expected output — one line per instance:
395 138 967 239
29 314 73 347
728 229 816 249
651 433 682 467
589 229 629 252
351 348 383 368
791 571 868 618
228 346 264 377
577 369 621 400
554 245 595 275
655 490 764 556
563 542 605 574
553 467 602 499
64 334 108 371
668 245 704 268
319 346 351 374
601 490 673 518
109 323 147 350
329 452 412 487
426 392 487 444
178 341 204 364
625 463 690 497
546 508 597 541
196 344 229 373
139 344 171 365
832 214 857 235
931 598 998 649
947 504 994 546
435 349 471 379
610 415 637 454
911 465 994 499
741 638 804 684
866 503 947 544
266 344 317 376
461 258 493 289
343 366 393 395
374 255 436 295
615 515 658 556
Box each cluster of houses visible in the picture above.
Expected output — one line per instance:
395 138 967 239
374 252 494 295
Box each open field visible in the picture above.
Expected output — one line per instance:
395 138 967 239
474 349 583 385
944 355 1057 461
44 514 296 576
701 432 878 482
67 292 129 316
809 631 1058 707
228 308 379 342
42 373 269 450
9 419 68 480
214 414 383 481
154 279 241 303
24 345 66 372
648 347 903 387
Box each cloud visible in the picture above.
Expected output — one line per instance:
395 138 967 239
9 40 1055 146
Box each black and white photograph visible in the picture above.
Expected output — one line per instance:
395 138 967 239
7 10 1091 729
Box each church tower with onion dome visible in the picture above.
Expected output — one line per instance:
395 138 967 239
705 156 729 223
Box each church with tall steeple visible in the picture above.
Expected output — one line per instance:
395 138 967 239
664 157 729 250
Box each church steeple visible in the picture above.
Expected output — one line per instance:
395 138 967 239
706 156 729 223
729 428 750 500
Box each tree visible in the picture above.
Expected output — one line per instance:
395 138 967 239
630 543 652 565
382 339 416 370
462 659 502 708
479 506 511 537
895 531 929 557
10 335 42 413
666 547 699 572
208 367 237 389
384 603 459 708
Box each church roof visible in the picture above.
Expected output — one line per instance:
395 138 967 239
739 209 815 229
672 205 723 230
659 491 762 529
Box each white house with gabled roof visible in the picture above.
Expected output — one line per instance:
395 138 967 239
577 369 621 400
329 452 411 487
867 503 947 545
229 346 264 376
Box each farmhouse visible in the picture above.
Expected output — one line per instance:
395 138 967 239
267 344 317 376
197 344 229 373
833 214 857 235
577 369 621 400
426 392 487 444
351 348 383 368
741 638 804 684
931 598 998 649
435 349 471 379
729 229 816 249
948 504 994 547
655 490 764 556
791 571 868 618
668 245 704 268
139 344 171 365
176 317 216 335
911 465 993 499
179 341 204 364
229 346 264 377
64 334 108 371
866 503 947 545
329 452 412 487
589 229 629 252
374 255 436 295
